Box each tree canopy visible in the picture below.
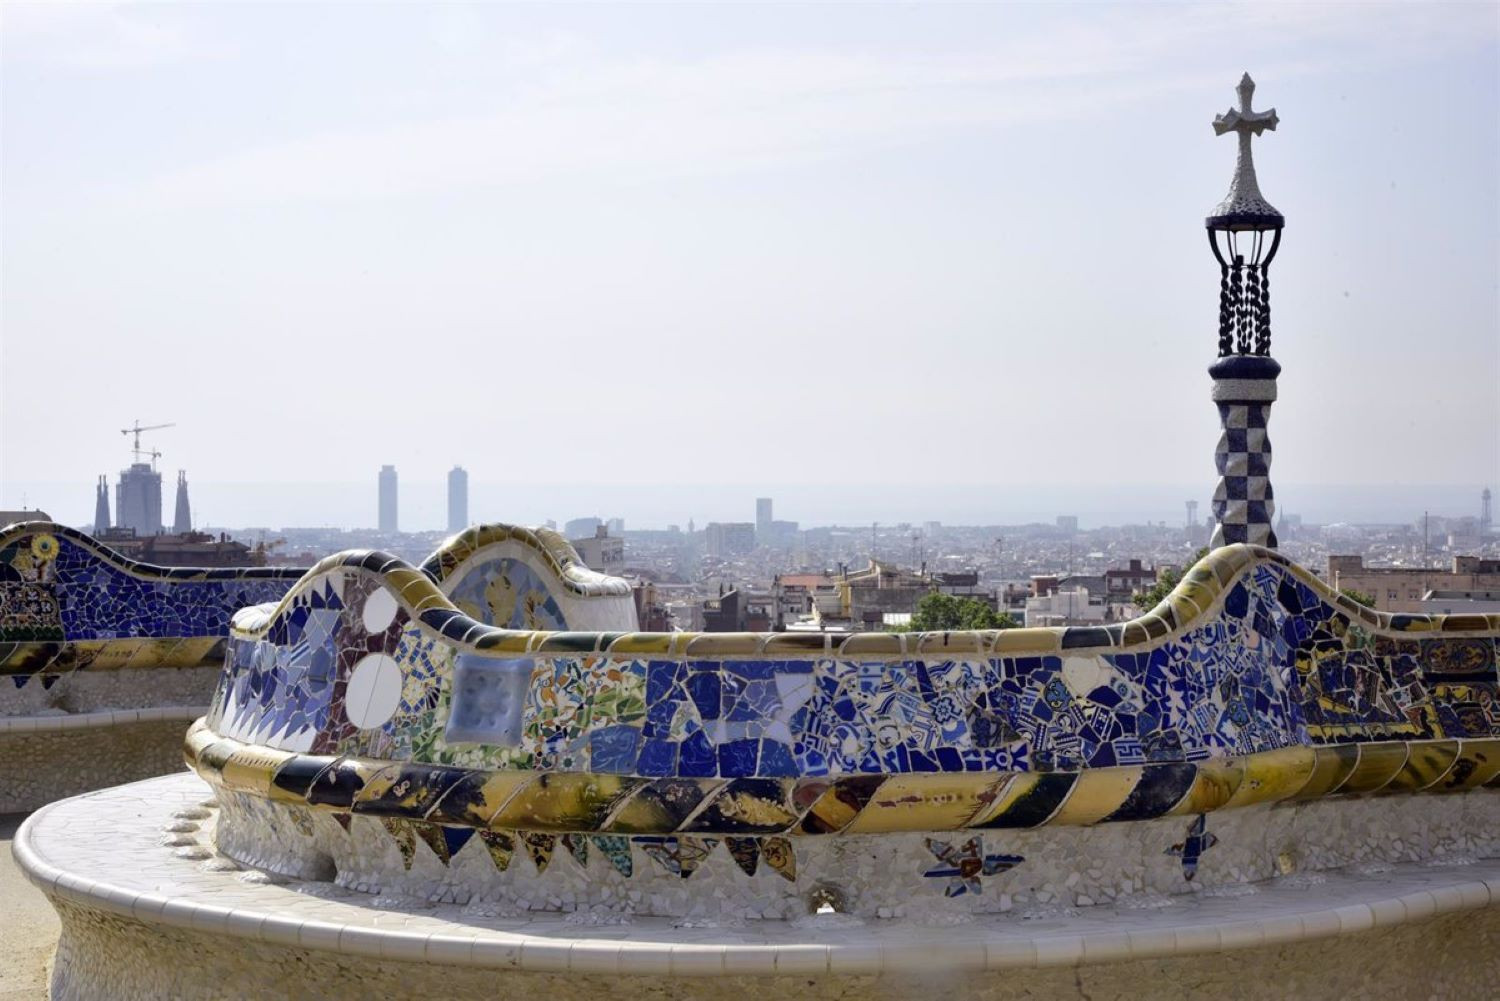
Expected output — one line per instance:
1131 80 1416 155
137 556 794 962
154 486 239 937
1132 547 1210 611
890 591 1019 632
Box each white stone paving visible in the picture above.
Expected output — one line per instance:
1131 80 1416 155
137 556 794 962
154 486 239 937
17 773 1500 978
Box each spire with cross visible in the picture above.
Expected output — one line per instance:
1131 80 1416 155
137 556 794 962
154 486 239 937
1208 73 1282 229
1204 73 1286 553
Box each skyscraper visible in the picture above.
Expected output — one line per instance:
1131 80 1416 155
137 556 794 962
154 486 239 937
447 466 468 533
378 465 398 533
115 463 162 535
756 498 773 541
94 475 111 534
173 471 192 534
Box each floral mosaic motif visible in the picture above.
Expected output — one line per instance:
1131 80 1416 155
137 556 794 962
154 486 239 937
447 557 567 631
593 835 633 877
637 835 718 878
520 831 556 873
922 836 1023 897
479 830 515 872
1165 813 1218 881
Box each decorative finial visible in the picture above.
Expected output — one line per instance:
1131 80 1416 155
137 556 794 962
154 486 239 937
1207 72 1282 229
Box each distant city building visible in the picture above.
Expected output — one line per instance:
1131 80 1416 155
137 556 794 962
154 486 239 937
1025 587 1108 627
756 498 773 539
571 525 624 575
632 581 672 632
1483 488 1493 532
701 587 747 632
607 517 625 534
447 466 468 533
378 465 398 533
1328 554 1500 613
705 522 756 557
1104 559 1157 600
115 462 163 536
0 508 52 527
94 476 110 534
100 530 265 568
1056 515 1079 534
172 471 192 534
564 517 602 540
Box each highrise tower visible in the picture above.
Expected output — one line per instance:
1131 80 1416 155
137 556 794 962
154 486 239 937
756 498 773 541
1206 74 1283 550
378 465 398 533
115 463 163 536
94 476 111 534
173 471 192 534
447 466 469 533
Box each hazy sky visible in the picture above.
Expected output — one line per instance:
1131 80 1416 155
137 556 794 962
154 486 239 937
2 2 1497 529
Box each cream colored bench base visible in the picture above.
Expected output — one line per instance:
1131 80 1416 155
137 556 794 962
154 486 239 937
17 774 1500 1000
0 709 201 812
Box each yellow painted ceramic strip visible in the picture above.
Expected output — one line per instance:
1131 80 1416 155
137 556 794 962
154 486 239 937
1168 758 1246 815
1335 742 1410 795
842 774 1007 833
1223 747 1318 808
1291 745 1362 801
1440 739 1500 791
1383 740 1461 793
1046 767 1142 826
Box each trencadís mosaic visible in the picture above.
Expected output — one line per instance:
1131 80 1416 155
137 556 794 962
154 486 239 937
189 535 1500 902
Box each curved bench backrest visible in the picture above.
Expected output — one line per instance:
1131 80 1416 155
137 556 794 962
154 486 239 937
420 524 637 633
0 522 302 686
207 544 1500 787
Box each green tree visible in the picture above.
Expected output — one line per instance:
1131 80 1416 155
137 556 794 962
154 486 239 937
889 591 1019 632
1132 547 1210 611
1339 588 1376 609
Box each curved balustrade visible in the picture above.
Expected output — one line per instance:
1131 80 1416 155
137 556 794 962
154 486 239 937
0 522 304 683
191 541 1500 851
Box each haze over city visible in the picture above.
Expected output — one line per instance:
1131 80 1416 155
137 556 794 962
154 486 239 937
2 2 1496 531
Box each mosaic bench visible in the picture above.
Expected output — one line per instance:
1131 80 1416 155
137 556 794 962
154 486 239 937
181 535 1500 922
0 521 305 811
0 521 635 812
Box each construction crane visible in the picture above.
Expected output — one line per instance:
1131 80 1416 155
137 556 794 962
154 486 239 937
121 420 174 467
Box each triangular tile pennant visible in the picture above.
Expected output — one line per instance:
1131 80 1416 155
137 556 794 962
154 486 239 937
561 833 589 869
592 835 633 878
11 675 29 689
381 817 417 871
760 837 796 883
479 830 514 873
411 821 452 865
725 837 760 877
332 813 352 833
520 832 555 873
638 836 718 879
442 826 476 860
40 675 60 690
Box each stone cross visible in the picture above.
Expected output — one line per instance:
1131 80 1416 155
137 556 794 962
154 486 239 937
1210 73 1281 223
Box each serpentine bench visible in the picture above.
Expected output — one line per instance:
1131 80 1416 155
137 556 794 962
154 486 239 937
181 534 1500 920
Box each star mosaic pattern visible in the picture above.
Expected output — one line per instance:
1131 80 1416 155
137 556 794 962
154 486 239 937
922 836 1024 896
1165 813 1218 881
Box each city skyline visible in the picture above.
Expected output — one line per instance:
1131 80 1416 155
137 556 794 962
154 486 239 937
3 4 1496 509
7 473 1491 535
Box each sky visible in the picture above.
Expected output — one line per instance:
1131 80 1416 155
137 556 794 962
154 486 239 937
2 2 1497 530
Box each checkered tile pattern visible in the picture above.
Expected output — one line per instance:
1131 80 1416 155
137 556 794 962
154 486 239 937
1210 401 1277 548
